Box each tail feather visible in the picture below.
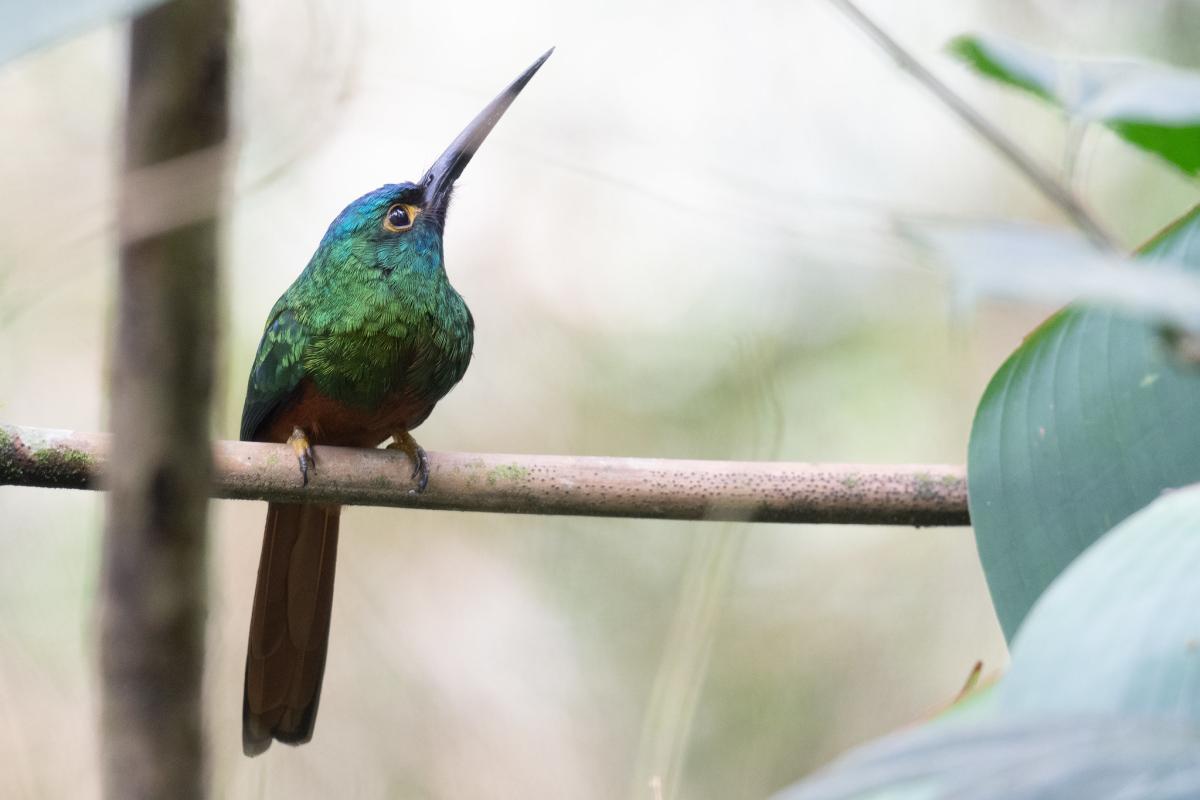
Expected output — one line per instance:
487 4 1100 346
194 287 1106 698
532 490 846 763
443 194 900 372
243 502 341 756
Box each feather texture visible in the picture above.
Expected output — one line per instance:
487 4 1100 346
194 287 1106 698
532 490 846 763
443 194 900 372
240 184 475 755
243 502 341 756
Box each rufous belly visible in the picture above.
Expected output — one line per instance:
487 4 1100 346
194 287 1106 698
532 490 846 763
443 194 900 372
256 377 437 448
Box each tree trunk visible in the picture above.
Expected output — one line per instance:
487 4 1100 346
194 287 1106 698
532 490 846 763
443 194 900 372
99 1 229 797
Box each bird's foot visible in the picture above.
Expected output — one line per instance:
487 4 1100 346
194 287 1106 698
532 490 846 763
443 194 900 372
389 431 429 494
288 426 314 486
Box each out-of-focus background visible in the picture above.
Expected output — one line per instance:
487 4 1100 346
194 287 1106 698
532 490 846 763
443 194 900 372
2 0 1198 797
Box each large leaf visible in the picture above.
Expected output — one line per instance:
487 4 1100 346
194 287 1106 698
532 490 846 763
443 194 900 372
967 204 1200 640
0 0 168 65
773 487 1200 799
1000 484 1200 721
770 716 1200 800
949 33 1200 175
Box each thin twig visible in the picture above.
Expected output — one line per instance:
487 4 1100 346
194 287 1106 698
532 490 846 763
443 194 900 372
0 424 970 527
826 0 1119 251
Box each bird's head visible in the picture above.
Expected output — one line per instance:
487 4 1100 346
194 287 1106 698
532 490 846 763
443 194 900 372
317 49 553 278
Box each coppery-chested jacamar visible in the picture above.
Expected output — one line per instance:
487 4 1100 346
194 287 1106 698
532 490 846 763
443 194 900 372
239 50 552 756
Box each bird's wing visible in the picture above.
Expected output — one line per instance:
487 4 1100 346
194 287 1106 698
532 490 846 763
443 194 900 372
240 307 310 441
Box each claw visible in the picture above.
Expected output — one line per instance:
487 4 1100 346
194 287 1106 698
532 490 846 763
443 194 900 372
288 427 314 486
389 431 429 494
411 445 429 494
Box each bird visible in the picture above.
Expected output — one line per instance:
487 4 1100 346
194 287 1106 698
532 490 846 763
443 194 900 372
238 49 552 756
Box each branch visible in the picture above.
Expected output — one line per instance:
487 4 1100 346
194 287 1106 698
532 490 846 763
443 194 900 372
1 424 969 527
826 0 1119 251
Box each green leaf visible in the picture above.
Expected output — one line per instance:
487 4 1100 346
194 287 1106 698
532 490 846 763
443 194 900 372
948 35 1056 103
770 716 1200 800
910 222 1200 333
1113 120 1200 175
949 33 1200 176
0 0 169 65
1000 485 1200 720
967 204 1200 640
774 487 1200 799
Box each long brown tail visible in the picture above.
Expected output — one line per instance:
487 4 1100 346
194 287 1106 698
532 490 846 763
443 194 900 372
243 502 341 756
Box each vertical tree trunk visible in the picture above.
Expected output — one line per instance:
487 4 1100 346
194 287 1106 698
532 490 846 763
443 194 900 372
100 1 229 797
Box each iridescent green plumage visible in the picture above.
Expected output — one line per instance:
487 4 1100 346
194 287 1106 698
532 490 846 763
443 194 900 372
239 49 552 757
240 184 474 443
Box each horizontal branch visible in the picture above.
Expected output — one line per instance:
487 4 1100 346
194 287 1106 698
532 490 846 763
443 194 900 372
0 424 970 526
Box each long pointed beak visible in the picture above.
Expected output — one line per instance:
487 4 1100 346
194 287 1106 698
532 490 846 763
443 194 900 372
421 48 553 213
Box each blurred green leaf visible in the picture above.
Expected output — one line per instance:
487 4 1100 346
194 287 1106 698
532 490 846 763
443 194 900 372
0 0 168 64
776 487 1200 799
1000 485 1200 720
770 716 1200 800
911 221 1200 332
948 35 1056 103
949 33 1200 175
968 204 1200 640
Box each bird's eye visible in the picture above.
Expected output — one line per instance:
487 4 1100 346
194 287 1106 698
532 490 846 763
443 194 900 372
384 203 418 232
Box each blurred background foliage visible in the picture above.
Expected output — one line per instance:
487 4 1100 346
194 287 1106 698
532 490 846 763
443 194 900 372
2 0 1199 798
